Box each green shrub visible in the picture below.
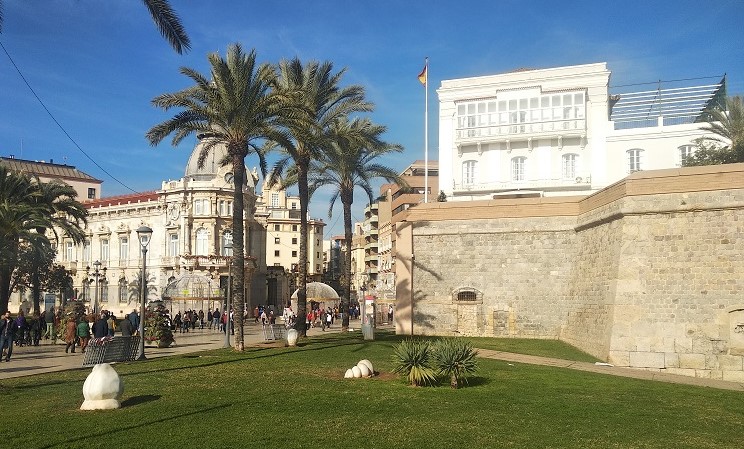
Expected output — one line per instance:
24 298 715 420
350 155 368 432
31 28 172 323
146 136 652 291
391 339 437 386
432 338 479 389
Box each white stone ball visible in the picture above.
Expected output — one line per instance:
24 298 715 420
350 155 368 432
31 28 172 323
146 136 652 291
351 366 362 378
358 359 373 373
344 369 354 379
357 362 371 377
286 328 299 346
81 363 124 410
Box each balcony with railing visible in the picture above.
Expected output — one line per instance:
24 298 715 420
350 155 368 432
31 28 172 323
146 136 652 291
453 173 593 194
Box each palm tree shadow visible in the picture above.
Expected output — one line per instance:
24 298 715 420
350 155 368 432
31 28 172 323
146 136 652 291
121 394 161 407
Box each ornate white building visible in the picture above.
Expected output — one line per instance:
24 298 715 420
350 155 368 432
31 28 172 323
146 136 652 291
437 62 726 200
7 133 325 316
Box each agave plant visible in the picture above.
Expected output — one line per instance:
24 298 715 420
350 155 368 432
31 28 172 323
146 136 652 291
432 338 479 389
391 339 437 386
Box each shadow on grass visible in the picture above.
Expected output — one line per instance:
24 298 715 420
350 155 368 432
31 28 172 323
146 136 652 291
120 394 161 407
39 403 230 449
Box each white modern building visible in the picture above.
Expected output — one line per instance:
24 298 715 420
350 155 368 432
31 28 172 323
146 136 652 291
437 62 726 200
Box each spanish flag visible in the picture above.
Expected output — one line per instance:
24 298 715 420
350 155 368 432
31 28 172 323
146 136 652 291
418 63 427 86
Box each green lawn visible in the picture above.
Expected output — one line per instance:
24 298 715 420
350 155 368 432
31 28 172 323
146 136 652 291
2 332 742 448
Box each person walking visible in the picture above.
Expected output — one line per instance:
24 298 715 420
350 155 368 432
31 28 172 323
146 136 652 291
118 315 134 337
93 312 108 339
77 317 91 353
42 307 55 340
64 318 77 354
0 311 15 362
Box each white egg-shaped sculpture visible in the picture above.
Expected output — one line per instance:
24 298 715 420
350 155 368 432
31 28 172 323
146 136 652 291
351 366 362 378
81 363 124 410
286 328 298 347
358 359 374 373
357 362 371 377
344 369 354 379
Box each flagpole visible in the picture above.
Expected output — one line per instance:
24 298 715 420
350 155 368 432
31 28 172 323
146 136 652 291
424 57 429 203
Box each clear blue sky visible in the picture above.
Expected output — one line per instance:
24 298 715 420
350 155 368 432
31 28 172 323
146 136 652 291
1 0 743 237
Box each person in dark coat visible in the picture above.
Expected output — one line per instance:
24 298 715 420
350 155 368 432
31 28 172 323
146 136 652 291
0 311 15 361
92 312 108 339
118 316 134 337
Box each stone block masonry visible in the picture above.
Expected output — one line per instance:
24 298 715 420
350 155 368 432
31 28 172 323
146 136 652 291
395 164 744 380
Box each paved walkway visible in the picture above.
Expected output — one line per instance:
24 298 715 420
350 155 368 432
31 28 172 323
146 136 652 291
0 320 348 380
2 324 743 391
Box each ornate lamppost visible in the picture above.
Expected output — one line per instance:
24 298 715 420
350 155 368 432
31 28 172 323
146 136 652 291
136 226 153 360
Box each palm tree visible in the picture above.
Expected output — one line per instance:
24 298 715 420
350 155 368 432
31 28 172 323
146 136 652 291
146 43 288 351
310 116 404 331
683 96 744 166
0 0 190 54
0 168 87 313
268 58 372 337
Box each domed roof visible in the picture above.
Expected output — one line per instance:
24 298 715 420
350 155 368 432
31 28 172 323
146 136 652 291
184 133 256 189
291 282 340 300
163 273 221 301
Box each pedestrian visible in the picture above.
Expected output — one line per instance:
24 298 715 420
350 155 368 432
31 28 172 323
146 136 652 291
14 310 28 346
213 308 220 331
28 312 41 346
253 306 259 323
128 309 139 333
77 316 91 352
64 318 77 353
106 313 116 337
388 304 394 323
43 307 55 340
93 312 108 339
207 310 213 329
118 314 134 337
198 309 205 329
0 311 15 361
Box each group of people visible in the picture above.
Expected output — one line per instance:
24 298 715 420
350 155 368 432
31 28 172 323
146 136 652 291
63 310 137 354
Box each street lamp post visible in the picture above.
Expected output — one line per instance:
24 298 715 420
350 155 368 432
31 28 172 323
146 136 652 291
92 260 101 314
136 226 153 361
223 242 233 349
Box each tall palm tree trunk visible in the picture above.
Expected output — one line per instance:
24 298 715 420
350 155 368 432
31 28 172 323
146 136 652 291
296 162 310 337
341 190 353 332
231 157 246 351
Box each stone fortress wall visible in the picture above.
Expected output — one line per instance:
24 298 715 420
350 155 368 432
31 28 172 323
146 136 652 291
395 164 744 381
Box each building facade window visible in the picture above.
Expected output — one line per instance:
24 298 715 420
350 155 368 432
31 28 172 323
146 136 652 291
118 278 127 303
274 250 280 257
274 224 281 231
292 237 297 245
462 160 477 186
222 231 233 256
195 228 209 256
292 225 298 232
101 280 108 303
292 250 297 257
627 149 644 173
87 188 96 199
218 200 233 216
562 153 578 179
101 239 109 262
194 199 210 215
168 233 179 257
291 202 297 209
270 193 280 208
82 241 90 263
511 157 526 181
274 237 280 244
119 237 128 263
677 145 695 166
65 241 74 261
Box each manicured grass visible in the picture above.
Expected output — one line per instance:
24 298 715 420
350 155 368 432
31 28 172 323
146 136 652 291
465 336 601 362
2 332 742 448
